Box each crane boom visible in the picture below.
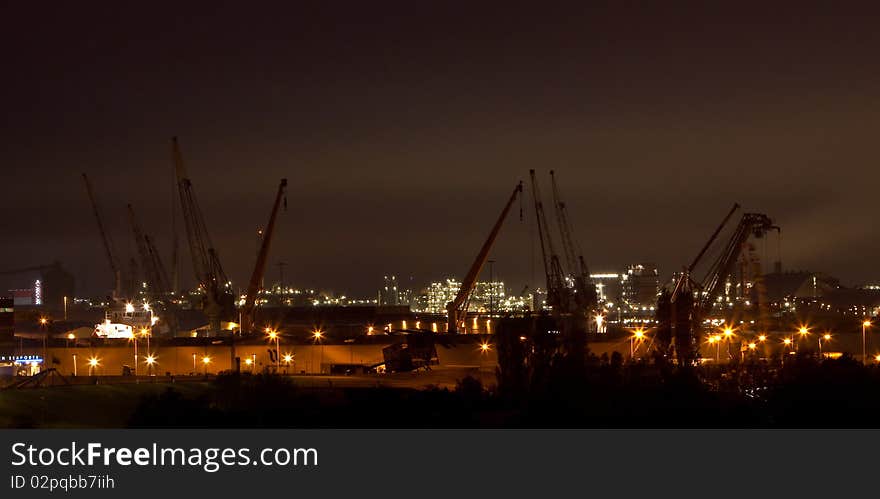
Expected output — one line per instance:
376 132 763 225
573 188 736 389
446 182 522 334
144 234 171 297
82 173 122 300
241 178 288 334
529 169 568 313
549 170 597 319
666 204 779 364
172 137 232 335
549 170 579 274
127 204 158 297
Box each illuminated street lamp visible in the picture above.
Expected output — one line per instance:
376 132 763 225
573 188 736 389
707 335 720 363
283 353 293 374
819 333 832 358
38 317 48 371
862 320 872 365
88 356 100 376
722 326 734 359
796 326 810 352
782 337 793 364
127 331 139 378
140 327 151 369
313 330 324 374
202 355 211 376
145 355 156 376
479 340 491 376
630 329 646 360
267 329 280 372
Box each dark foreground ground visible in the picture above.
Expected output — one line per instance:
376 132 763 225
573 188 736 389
3 354 880 428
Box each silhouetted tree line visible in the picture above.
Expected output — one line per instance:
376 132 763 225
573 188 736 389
125 318 880 428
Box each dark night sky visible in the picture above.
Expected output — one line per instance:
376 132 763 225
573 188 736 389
2 2 880 297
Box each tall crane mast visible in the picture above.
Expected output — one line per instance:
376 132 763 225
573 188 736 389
549 170 597 320
528 169 569 313
446 182 522 334
127 204 172 300
241 178 288 335
82 173 122 301
144 234 172 299
172 137 233 335
128 204 179 335
127 204 159 299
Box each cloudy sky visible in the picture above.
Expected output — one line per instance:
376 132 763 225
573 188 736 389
2 2 879 296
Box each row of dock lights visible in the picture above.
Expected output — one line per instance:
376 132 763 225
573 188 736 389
620 319 876 364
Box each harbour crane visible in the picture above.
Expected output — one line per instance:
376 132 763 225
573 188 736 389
127 204 179 336
666 203 780 364
446 182 522 334
82 173 123 301
240 178 288 335
528 169 571 315
549 170 597 326
172 137 234 336
127 204 164 300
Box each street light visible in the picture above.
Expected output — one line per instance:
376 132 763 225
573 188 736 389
39 317 48 371
819 333 831 358
722 327 734 360
145 355 156 376
313 330 324 374
707 335 720 363
796 326 810 352
782 338 793 365
283 353 293 374
127 331 138 378
862 320 872 365
202 355 211 376
88 356 100 376
631 328 646 360
267 329 280 372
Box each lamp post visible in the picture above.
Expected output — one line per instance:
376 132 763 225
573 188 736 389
88 356 99 376
722 327 734 360
39 317 48 372
631 329 646 360
782 338 792 365
479 340 490 379
72 353 77 377
128 332 138 379
145 355 156 376
819 333 831 359
708 335 719 363
862 320 872 365
202 355 211 376
313 330 324 374
267 329 280 372
795 326 810 353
